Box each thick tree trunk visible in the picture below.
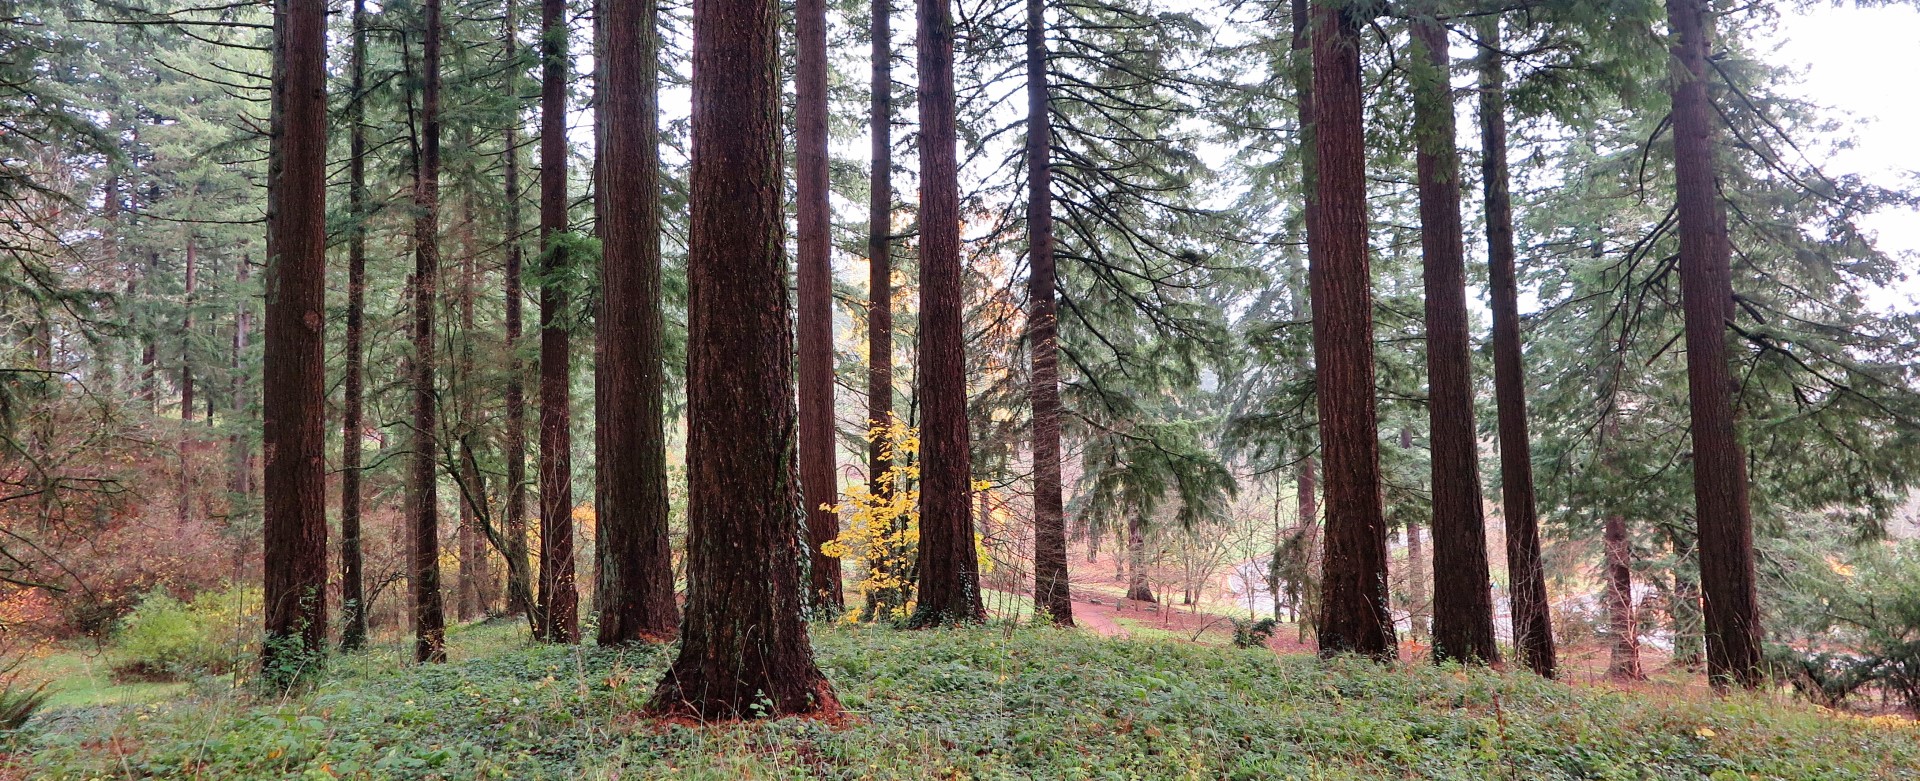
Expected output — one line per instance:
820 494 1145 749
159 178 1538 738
867 0 894 496
1410 17 1498 665
500 0 533 621
1125 513 1154 603
408 0 449 663
647 0 838 717
795 0 843 613
1665 0 1761 690
339 0 370 651
536 0 579 644
1025 0 1072 627
1476 18 1555 678
907 0 985 628
1308 0 1395 660
595 0 679 644
261 0 330 684
1604 513 1644 681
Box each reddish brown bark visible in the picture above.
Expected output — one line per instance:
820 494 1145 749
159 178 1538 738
907 0 986 629
1125 514 1154 603
646 0 837 717
796 0 843 612
500 0 533 621
536 0 579 644
408 0 449 663
1309 0 1395 660
178 237 197 528
867 0 894 498
1665 0 1761 690
595 0 678 644
1476 17 1555 678
1025 0 1072 627
1411 18 1498 665
339 0 369 651
1604 513 1644 681
260 0 329 682
1290 0 1321 647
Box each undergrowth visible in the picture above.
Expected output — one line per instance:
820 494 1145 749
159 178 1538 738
6 621 1918 779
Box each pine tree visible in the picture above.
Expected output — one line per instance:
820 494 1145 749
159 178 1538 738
795 0 842 613
407 0 450 664
338 0 371 651
1024 0 1071 627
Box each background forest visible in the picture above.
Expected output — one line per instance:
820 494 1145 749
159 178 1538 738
6 0 1920 774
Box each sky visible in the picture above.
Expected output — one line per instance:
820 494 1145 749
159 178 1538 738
1761 5 1920 306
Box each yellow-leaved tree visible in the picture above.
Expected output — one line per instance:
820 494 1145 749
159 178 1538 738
824 415 921 622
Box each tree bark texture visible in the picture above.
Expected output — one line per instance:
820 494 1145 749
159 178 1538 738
1665 0 1761 689
536 0 580 644
1025 0 1072 627
408 0 449 663
1411 17 1498 665
1308 0 1395 660
796 0 843 612
647 0 837 717
340 0 370 649
595 0 679 644
501 0 534 621
261 0 329 682
867 0 894 497
1476 16 1555 678
907 0 985 628
1605 513 1644 681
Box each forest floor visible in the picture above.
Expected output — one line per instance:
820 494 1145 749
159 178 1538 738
7 620 1919 780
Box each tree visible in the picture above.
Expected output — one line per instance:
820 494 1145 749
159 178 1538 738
260 0 329 684
1024 0 1071 627
647 0 837 718
536 0 579 644
866 0 894 503
500 0 534 621
338 0 371 652
407 0 450 664
1664 0 1761 689
1308 0 1394 660
795 0 842 613
1474 15 1554 678
1409 14 1497 665
595 0 678 644
908 0 985 629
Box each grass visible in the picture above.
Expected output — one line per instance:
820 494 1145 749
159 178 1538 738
20 647 192 710
6 620 1919 780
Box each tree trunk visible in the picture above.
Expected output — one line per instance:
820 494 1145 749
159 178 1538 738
1308 0 1395 660
1475 16 1555 679
1296 455 1318 643
1665 0 1761 691
867 0 894 497
1125 513 1154 603
408 0 449 663
1025 0 1072 627
500 0 534 622
229 256 254 507
1604 513 1643 681
795 0 843 613
536 0 579 644
647 0 837 717
907 0 985 629
339 0 370 651
456 203 481 622
178 237 198 529
595 0 679 644
261 0 330 684
1410 17 1498 665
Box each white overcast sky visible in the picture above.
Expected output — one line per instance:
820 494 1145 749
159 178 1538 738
1755 5 1920 305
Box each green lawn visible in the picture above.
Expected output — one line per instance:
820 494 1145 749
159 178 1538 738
7 621 1918 779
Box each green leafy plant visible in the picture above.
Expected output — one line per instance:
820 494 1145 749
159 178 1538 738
111 585 260 682
1230 617 1278 649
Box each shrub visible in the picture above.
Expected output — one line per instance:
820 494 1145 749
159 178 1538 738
0 673 49 730
1230 617 1278 649
111 585 260 682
